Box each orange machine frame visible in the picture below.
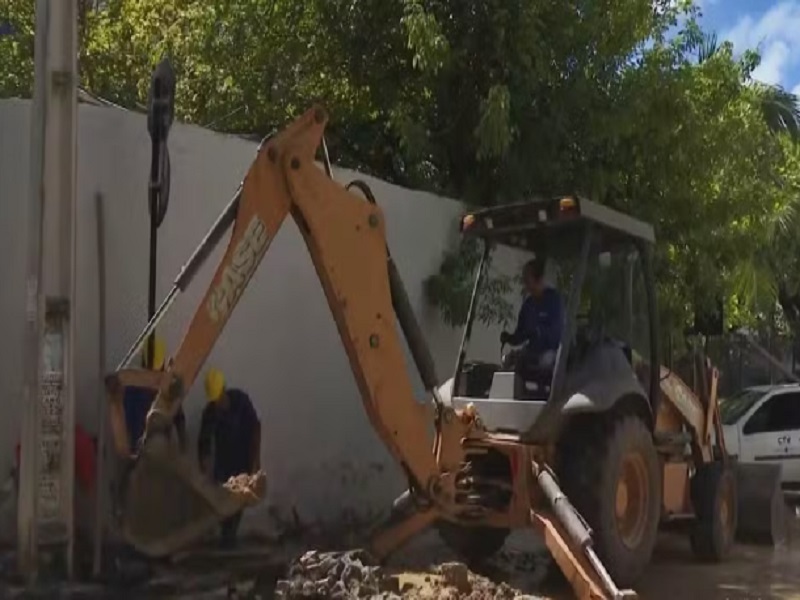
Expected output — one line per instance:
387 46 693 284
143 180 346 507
107 106 623 599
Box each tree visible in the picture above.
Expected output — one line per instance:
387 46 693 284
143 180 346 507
0 0 34 98
2 0 799 337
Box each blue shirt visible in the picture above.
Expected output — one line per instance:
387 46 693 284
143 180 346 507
508 287 564 353
198 388 259 482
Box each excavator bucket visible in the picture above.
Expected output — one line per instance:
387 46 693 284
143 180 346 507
119 433 267 558
734 462 788 546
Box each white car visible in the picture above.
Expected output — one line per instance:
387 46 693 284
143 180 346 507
720 384 800 496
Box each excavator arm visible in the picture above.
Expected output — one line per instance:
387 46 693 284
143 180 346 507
106 106 453 556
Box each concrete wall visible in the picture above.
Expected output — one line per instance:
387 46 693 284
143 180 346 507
0 99 508 539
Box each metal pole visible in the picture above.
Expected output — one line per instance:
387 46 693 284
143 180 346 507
147 81 159 365
146 59 175 366
18 0 78 580
17 0 50 581
92 193 107 578
63 0 79 576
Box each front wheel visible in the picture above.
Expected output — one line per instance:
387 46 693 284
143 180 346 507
690 461 737 561
558 413 661 587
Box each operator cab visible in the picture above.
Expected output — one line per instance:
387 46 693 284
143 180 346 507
442 196 659 443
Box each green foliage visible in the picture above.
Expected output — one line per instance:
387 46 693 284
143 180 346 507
3 0 800 339
424 237 515 327
0 0 34 98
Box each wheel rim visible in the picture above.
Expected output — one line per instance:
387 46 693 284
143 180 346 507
615 451 650 550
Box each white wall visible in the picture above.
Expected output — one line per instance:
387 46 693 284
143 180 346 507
0 99 507 540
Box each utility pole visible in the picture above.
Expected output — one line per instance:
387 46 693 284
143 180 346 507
18 0 78 581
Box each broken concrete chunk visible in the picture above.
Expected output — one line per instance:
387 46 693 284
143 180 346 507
438 562 471 593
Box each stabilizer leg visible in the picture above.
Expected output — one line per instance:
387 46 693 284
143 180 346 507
368 490 438 561
530 511 609 600
534 465 638 600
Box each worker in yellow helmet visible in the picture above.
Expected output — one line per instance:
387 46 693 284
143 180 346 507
198 367 261 548
122 335 186 455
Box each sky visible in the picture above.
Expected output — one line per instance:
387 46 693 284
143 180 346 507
698 0 800 95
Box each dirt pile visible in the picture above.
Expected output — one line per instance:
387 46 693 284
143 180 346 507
404 561 537 599
274 549 400 599
274 550 543 599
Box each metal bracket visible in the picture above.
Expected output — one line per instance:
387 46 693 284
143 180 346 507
45 297 70 317
51 70 73 88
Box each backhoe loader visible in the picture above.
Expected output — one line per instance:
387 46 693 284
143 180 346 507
105 105 784 600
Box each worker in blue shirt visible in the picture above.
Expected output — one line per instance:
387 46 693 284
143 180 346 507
198 367 262 548
122 337 186 455
500 257 564 369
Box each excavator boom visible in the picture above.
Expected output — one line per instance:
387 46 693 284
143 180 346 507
107 106 441 555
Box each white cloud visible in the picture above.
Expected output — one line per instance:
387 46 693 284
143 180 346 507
792 82 800 96
753 40 791 84
723 2 800 86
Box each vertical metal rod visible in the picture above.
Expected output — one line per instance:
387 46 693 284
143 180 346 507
18 0 50 581
321 135 333 179
63 0 79 575
451 242 491 397
146 79 162 368
642 243 660 412
92 193 107 578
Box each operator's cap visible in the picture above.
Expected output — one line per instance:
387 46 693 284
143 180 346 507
205 367 225 402
141 337 166 371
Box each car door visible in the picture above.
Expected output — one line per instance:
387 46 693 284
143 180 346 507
738 390 800 486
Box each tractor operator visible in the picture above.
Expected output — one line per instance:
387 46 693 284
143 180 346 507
198 367 262 548
500 257 564 369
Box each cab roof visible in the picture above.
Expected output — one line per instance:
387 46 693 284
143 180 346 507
459 196 655 254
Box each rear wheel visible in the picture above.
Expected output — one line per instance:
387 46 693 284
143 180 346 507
558 412 661 587
690 461 737 561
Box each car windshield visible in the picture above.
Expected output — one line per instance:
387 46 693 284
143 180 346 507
719 389 765 425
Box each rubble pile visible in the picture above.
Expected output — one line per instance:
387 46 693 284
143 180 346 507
223 472 267 502
428 561 525 600
275 549 400 599
274 550 543 600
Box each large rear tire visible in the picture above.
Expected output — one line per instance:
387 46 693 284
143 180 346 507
690 461 737 561
558 412 661 587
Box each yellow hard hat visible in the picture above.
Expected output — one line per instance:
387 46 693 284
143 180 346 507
141 337 166 371
205 367 225 402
